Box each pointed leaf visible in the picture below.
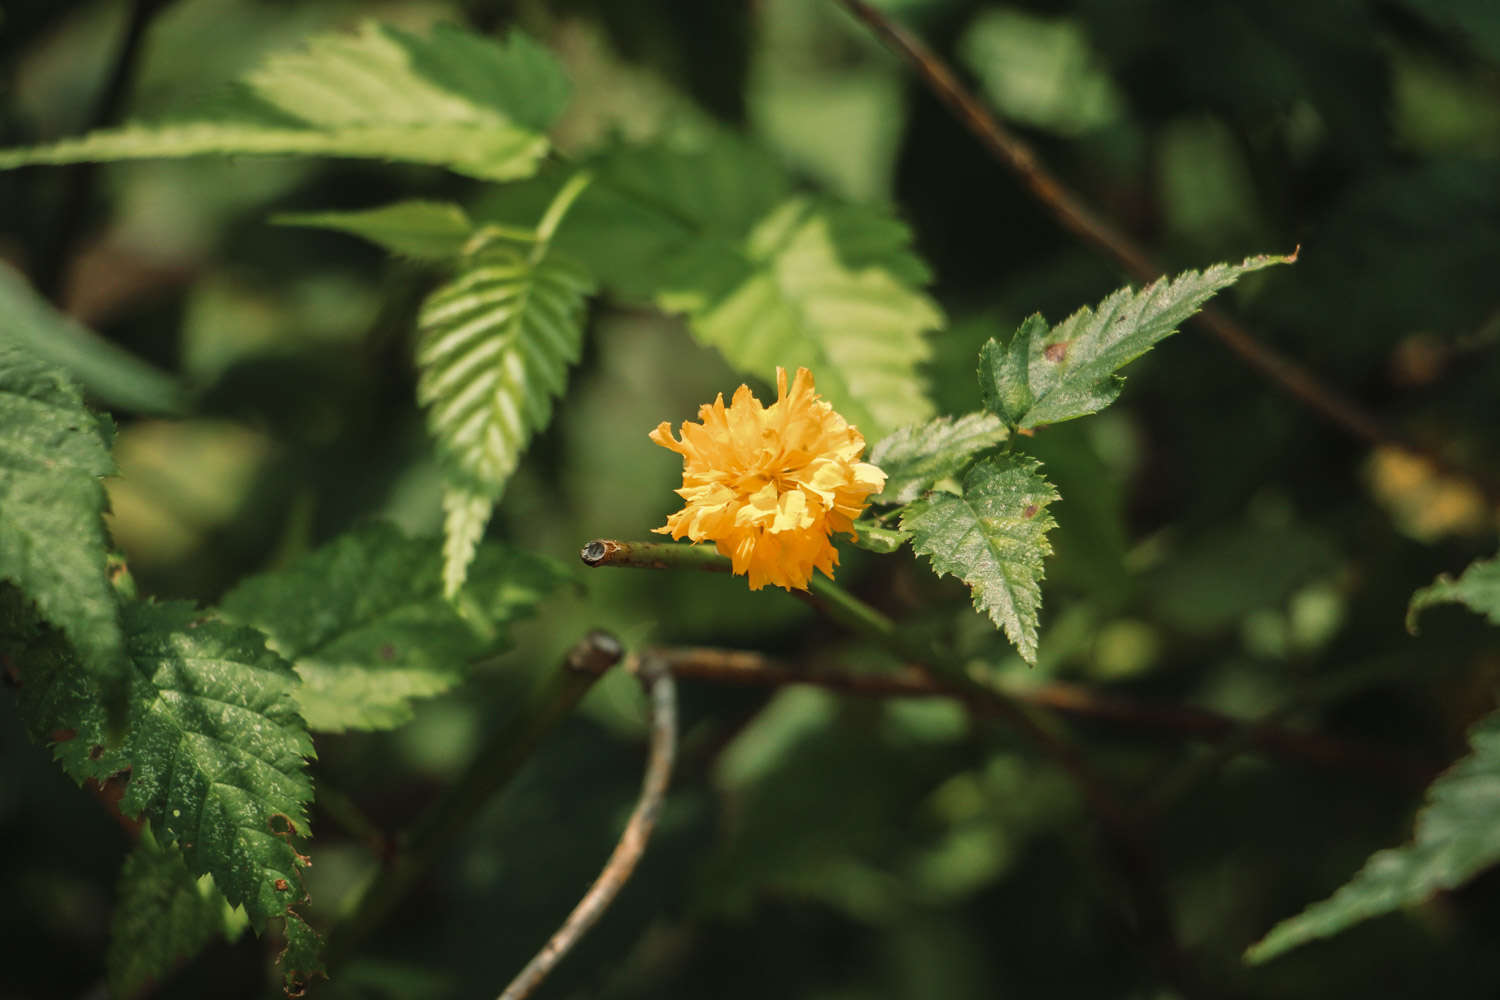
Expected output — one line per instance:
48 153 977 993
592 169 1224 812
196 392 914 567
849 520 910 554
107 829 246 1000
900 455 1059 663
1407 553 1500 633
273 201 474 260
280 912 326 996
8 597 314 931
416 242 594 592
980 253 1294 429
219 522 568 733
0 344 127 705
1246 707 1500 963
869 412 1010 505
0 24 569 182
977 314 1044 428
0 264 185 415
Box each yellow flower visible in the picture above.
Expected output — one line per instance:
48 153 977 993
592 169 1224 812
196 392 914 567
650 367 887 591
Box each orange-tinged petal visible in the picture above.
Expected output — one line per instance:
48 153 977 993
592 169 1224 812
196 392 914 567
650 368 887 592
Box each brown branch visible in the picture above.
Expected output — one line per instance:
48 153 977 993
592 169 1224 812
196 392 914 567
652 646 1433 785
832 0 1500 506
498 655 679 1000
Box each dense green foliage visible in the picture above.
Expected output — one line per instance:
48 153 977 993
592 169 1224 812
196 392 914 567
2 2 1498 999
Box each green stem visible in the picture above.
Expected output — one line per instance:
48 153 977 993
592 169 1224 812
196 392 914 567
579 538 898 640
322 631 622 973
532 170 594 249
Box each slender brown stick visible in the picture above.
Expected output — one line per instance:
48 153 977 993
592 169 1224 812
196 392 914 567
323 631 622 973
650 647 1433 785
833 0 1500 505
498 655 678 1000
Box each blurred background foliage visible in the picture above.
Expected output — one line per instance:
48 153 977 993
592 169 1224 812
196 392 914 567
2 0 1499 997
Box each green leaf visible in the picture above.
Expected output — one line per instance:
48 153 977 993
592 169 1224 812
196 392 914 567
849 519 910 554
868 412 1010 505
416 241 594 593
1246 707 1500 963
979 253 1294 429
0 344 128 707
280 911 326 996
674 194 940 439
1406 553 1500 633
273 201 475 260
0 264 185 415
480 136 941 439
218 521 568 733
900 454 1059 663
9 598 314 931
107 828 247 1000
0 24 569 182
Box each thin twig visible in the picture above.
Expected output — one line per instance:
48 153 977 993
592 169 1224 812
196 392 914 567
322 630 622 974
37 0 167 302
498 655 679 1000
832 0 1500 506
649 647 1433 784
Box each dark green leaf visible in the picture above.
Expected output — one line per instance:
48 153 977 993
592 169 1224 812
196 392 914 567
979 253 1293 429
1247 707 1500 962
10 599 313 931
107 828 246 1000
280 911 325 996
0 24 569 182
0 264 185 415
273 201 474 260
1407 553 1500 633
900 454 1059 663
0 344 127 706
219 522 568 732
869 412 1010 505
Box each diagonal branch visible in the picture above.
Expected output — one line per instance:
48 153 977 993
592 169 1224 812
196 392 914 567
832 0 1500 505
498 654 678 1000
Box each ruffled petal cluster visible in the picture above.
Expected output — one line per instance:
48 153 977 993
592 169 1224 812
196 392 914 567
650 367 887 591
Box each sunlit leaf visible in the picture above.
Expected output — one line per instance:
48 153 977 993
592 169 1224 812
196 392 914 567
481 136 941 439
0 24 569 181
416 241 594 593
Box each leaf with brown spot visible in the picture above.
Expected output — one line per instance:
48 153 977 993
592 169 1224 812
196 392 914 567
978 253 1293 429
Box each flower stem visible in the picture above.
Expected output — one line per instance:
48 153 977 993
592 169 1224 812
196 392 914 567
580 538 897 640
